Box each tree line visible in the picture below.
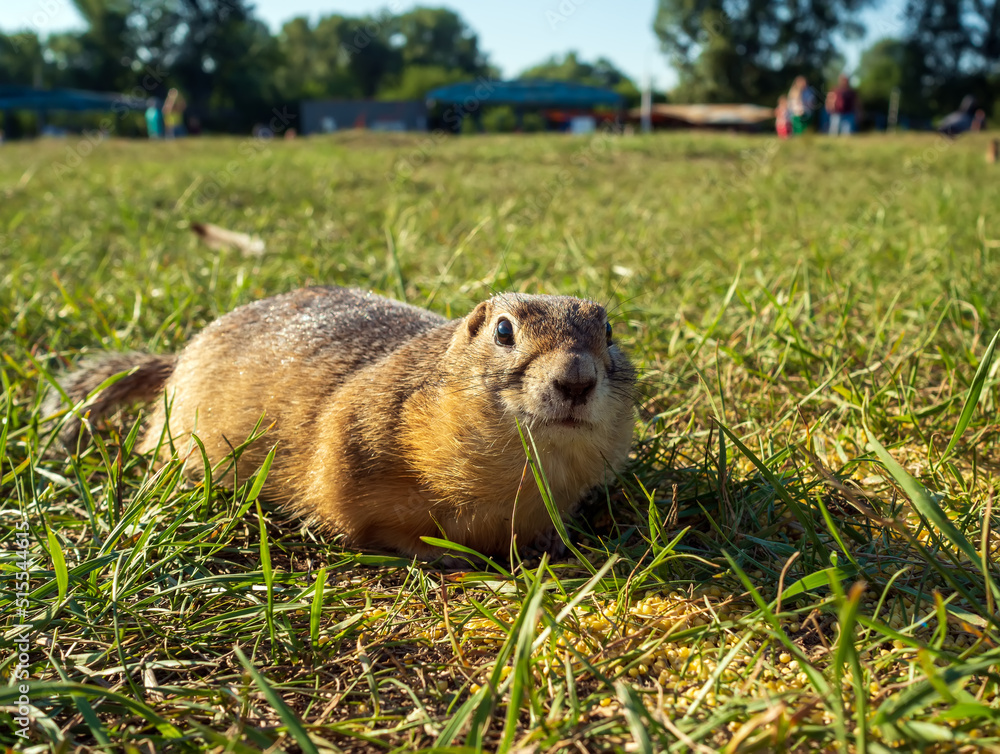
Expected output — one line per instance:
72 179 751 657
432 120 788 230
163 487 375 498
0 0 995 135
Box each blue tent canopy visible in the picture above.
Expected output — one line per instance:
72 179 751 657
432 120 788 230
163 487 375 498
0 85 145 112
426 79 623 109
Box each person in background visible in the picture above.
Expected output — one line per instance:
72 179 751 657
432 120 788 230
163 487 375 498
163 88 186 138
788 76 819 135
826 74 858 135
938 96 983 137
144 98 164 139
775 95 792 139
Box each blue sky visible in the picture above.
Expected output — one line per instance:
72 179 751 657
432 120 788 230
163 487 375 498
2 0 906 90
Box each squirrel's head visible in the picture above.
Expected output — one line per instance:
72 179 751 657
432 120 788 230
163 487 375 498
451 293 636 450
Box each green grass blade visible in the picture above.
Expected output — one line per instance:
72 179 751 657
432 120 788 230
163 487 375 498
615 682 654 753
938 325 1000 466
717 421 825 552
44 523 69 603
246 442 277 503
190 433 213 507
256 500 276 650
781 565 861 602
515 418 596 574
498 564 546 751
2 682 182 739
830 578 868 753
419 535 513 578
310 566 326 648
234 646 320 754
864 429 979 564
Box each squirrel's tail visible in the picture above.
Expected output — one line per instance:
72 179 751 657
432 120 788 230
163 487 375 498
43 353 177 446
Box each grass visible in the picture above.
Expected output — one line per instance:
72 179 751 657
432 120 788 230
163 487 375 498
2 128 1000 752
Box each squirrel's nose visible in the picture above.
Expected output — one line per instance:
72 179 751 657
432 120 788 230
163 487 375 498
555 376 596 405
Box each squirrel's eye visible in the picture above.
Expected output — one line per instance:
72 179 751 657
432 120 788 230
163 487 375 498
495 318 515 346
605 321 613 345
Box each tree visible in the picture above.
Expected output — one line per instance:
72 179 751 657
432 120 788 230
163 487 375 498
0 32 45 86
340 14 403 98
0 32 47 138
49 0 135 92
520 52 640 106
653 0 875 104
387 8 487 76
904 0 999 78
125 0 280 128
273 16 362 101
855 37 928 118
377 65 469 101
902 0 999 115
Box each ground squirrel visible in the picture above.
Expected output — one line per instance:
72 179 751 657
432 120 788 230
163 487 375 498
46 287 637 557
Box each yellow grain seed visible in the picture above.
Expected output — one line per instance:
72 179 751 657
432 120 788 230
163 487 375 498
779 653 792 664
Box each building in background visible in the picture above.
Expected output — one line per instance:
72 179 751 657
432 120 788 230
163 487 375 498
300 100 428 135
426 79 624 133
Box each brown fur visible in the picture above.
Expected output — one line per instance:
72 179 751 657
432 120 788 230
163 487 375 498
42 352 177 447
46 286 636 557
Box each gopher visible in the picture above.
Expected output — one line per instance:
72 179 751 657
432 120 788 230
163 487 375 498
46 287 636 557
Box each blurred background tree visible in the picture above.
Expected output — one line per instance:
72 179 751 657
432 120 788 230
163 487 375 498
900 0 999 118
520 52 641 107
653 0 875 105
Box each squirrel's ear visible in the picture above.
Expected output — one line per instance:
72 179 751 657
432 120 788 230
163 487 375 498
466 302 489 337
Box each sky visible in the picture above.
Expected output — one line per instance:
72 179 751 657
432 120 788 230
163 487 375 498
1 0 907 91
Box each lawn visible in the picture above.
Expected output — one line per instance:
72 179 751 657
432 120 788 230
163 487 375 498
2 129 1000 752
